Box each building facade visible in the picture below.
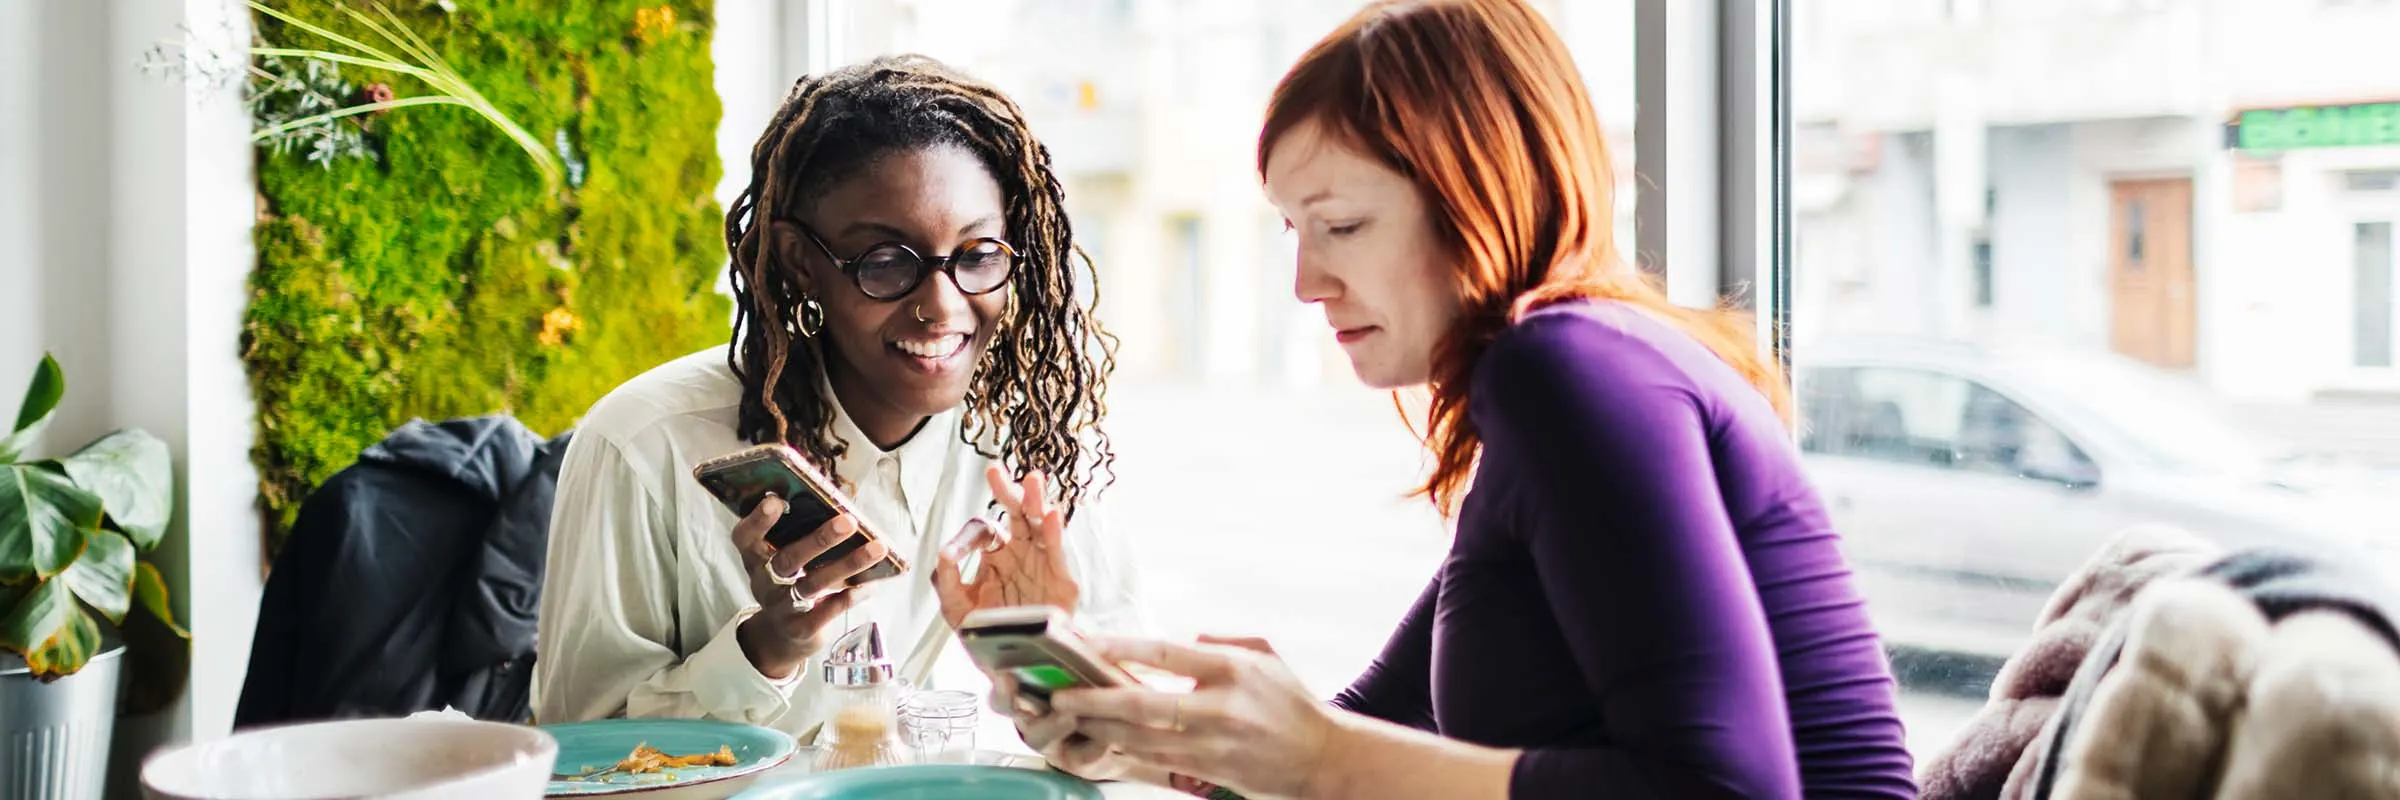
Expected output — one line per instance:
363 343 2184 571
1795 0 2400 403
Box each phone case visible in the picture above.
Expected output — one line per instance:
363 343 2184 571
958 606 1132 710
692 444 909 584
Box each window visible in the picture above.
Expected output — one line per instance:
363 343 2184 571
1972 236 1994 307
1799 0 2400 758
847 0 1639 696
2358 222 2396 368
2125 198 2148 265
1959 383 2096 484
1803 367 1970 467
2348 170 2400 193
1805 365 2098 482
1170 215 1207 376
814 0 2400 768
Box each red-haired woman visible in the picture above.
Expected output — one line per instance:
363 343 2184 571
978 0 1918 797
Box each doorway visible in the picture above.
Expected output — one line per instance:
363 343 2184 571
2107 177 2198 369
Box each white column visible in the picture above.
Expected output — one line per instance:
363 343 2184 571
714 0 781 212
2188 0 2234 393
1636 0 1721 308
108 2 201 782
173 0 267 751
1930 71 1986 341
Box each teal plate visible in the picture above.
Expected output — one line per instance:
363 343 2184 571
731 765 1104 800
543 719 796 796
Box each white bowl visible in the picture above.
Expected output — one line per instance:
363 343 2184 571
142 718 558 800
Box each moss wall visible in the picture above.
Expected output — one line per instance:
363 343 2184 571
247 1 730 547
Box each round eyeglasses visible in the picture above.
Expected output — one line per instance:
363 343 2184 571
797 223 1018 301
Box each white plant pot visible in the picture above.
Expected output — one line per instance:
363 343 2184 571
0 639 128 800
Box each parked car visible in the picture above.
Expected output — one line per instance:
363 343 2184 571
1796 336 2392 660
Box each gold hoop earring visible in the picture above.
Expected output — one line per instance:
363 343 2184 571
797 297 826 338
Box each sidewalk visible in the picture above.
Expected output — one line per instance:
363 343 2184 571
2238 401 2400 467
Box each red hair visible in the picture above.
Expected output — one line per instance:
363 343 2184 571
1259 0 1793 516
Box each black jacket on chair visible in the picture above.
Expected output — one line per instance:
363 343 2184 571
234 415 571 728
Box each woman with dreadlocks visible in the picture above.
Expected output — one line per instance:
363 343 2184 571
534 55 1142 740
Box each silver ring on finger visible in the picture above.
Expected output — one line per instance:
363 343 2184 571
764 559 804 587
789 584 816 613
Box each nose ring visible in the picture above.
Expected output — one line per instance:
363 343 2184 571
913 303 928 323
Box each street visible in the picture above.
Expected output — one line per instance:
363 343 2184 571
2239 399 2400 468
1098 381 1996 765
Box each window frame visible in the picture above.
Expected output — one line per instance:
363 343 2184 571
1636 0 1795 412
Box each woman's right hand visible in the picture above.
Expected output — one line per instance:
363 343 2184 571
729 495 892 680
993 672 1135 782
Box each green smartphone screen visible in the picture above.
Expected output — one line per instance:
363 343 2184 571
1012 664 1080 692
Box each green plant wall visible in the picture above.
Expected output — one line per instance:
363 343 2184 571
247 0 729 548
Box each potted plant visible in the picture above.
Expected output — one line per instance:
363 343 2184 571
1 354 188 798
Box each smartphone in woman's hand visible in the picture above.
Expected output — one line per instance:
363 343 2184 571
694 443 908 585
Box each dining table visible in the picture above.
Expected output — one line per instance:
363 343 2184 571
741 742 1193 799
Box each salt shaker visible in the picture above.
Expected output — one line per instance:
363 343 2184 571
812 623 909 772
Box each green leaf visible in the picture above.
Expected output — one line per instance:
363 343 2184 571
0 462 99 582
1 578 69 658
0 355 65 463
61 530 132 623
24 601 100 677
62 429 174 550
131 561 187 640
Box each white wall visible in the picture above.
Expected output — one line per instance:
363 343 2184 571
2214 145 2400 401
13 0 114 450
2218 0 2400 108
1868 132 1942 337
0 0 37 400
1798 0 2211 130
4 1 264 795
1986 124 2081 346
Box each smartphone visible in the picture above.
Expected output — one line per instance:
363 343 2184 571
958 605 1134 713
692 443 908 586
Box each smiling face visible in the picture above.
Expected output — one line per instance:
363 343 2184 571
1264 120 1465 389
781 144 1011 438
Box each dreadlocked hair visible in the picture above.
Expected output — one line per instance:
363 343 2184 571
723 54 1118 517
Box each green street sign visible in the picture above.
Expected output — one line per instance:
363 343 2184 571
2227 102 2400 151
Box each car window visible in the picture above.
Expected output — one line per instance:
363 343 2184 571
1797 367 1858 454
1804 367 1968 467
1958 383 2096 483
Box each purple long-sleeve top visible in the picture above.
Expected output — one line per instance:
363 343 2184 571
1332 302 1917 799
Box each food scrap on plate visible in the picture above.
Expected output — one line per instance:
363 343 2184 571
559 743 738 782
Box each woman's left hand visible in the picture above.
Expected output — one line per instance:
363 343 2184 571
933 465 1082 630
1050 635 1341 799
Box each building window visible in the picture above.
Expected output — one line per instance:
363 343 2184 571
2358 221 2396 368
2345 169 2400 194
1171 215 1206 376
1973 236 1995 308
2125 199 2148 265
